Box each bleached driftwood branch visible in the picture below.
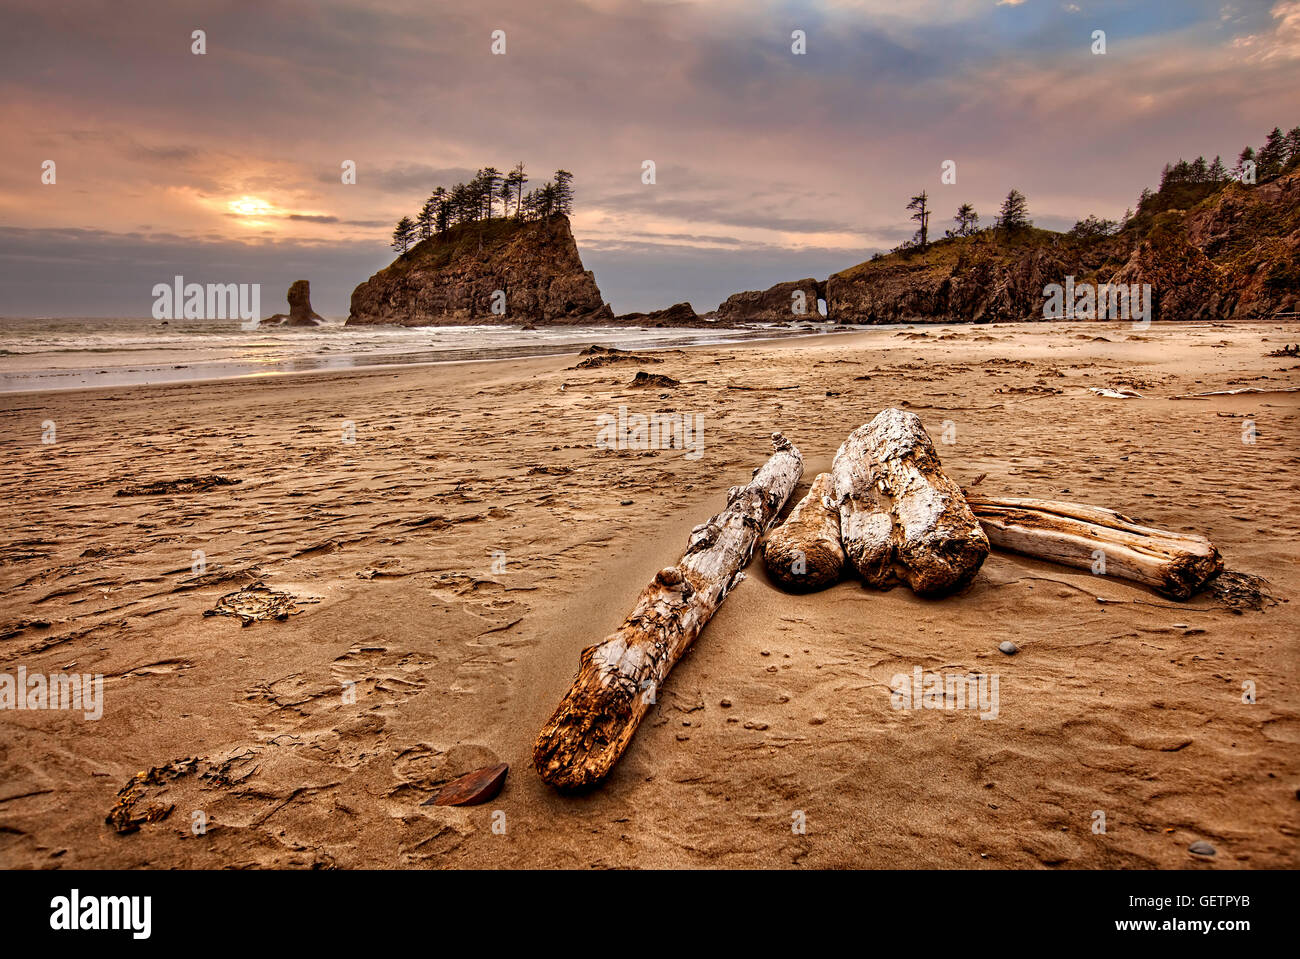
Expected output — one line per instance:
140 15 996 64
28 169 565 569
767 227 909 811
534 432 804 790
966 495 1223 599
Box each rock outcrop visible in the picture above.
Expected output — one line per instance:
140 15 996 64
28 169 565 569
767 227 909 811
826 171 1300 323
613 302 702 326
265 279 326 326
715 278 825 322
347 215 613 326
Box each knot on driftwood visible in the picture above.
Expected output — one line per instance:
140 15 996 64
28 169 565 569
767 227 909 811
655 566 683 586
687 522 719 553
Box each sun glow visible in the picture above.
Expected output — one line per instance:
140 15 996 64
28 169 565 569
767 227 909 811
228 195 275 217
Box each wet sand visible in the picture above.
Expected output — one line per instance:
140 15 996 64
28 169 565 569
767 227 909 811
1 321 1297 869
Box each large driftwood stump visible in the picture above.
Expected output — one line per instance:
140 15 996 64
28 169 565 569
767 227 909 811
832 408 989 596
534 433 804 790
966 495 1223 600
763 472 844 592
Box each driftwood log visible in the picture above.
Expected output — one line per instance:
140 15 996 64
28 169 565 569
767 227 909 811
533 432 804 790
832 408 989 596
966 495 1223 600
762 472 845 591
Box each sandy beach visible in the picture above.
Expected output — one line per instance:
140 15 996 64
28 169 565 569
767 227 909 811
1 321 1297 869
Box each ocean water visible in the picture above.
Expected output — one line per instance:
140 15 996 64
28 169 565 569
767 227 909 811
0 316 840 393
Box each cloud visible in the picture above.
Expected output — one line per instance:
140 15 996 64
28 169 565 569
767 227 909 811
1 0 1298 315
0 226 389 318
1232 0 1300 59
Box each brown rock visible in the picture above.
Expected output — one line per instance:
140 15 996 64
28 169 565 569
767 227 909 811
347 215 612 326
265 279 326 326
614 301 701 325
629 370 680 388
572 345 664 369
715 278 824 322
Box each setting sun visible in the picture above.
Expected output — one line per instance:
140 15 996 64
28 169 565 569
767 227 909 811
227 195 275 217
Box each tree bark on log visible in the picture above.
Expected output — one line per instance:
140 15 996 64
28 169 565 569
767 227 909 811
762 472 845 592
832 408 989 596
533 432 804 790
965 495 1223 600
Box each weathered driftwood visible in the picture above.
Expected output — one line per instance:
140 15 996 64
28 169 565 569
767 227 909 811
965 495 1223 600
762 472 844 592
534 432 804 790
832 408 989 596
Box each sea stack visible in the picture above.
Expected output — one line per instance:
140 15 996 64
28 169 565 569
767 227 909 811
346 214 613 326
265 280 326 326
715 278 825 323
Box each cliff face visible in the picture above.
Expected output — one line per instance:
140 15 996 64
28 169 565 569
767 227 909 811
826 172 1300 323
347 215 613 326
715 278 825 322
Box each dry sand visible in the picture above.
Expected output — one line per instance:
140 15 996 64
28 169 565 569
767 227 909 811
1 321 1297 869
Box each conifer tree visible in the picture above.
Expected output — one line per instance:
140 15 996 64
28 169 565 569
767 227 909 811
391 216 415 254
553 170 574 215
948 202 979 237
506 163 528 218
906 190 931 248
997 189 1031 232
416 197 436 240
1257 127 1287 180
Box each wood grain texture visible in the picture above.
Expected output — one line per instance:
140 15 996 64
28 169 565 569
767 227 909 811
533 432 804 790
832 408 989 596
762 472 845 592
966 494 1223 599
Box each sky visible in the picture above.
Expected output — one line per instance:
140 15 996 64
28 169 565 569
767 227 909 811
1 0 1298 317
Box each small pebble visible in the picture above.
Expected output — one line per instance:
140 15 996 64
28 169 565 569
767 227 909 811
1189 840 1216 856
720 699 732 708
809 714 827 725
620 499 633 505
998 641 1019 655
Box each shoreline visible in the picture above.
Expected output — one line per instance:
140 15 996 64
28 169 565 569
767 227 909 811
0 323 850 396
2 317 1287 398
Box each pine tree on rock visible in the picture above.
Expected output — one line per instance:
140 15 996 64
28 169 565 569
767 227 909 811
553 170 574 216
997 189 1031 233
391 216 415 254
416 197 436 240
907 190 931 248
